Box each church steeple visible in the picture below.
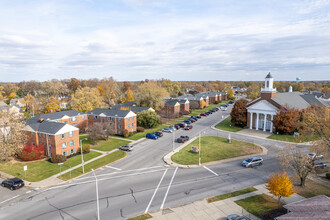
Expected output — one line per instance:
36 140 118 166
261 72 276 99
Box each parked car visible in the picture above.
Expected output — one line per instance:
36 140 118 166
1 178 24 191
308 153 323 160
185 125 193 130
314 162 327 170
169 126 177 131
228 101 234 104
227 214 240 220
200 113 207 116
222 108 227 111
242 157 263 168
146 133 158 139
177 135 189 143
189 118 196 122
119 145 134 151
184 120 192 124
162 128 173 133
179 123 187 127
196 115 202 119
154 131 163 137
236 217 250 220
174 124 181 129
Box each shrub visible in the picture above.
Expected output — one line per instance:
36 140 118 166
122 130 129 137
137 110 161 128
326 173 330 180
20 145 45 161
128 132 133 137
137 127 145 132
214 101 219 104
77 144 90 154
50 155 67 163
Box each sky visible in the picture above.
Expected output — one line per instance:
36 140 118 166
0 0 329 82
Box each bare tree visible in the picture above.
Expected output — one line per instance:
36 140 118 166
87 123 106 145
0 111 27 161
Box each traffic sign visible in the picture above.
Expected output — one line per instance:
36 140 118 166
58 163 64 166
24 165 27 171
175 150 180 153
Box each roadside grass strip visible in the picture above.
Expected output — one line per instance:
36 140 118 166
207 187 257 203
127 213 152 220
267 134 319 143
92 138 131 151
293 179 330 198
59 150 126 181
171 136 262 165
235 194 280 217
215 116 244 132
0 151 101 182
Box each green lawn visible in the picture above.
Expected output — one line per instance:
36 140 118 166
207 187 257 203
215 116 244 132
127 214 152 220
235 194 280 217
293 179 330 198
0 151 101 182
59 150 126 180
93 138 131 151
267 134 318 143
189 102 229 116
171 136 262 165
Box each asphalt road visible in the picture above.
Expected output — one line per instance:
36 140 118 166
0 105 309 220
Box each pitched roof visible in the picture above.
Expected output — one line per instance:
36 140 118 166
266 72 273 78
272 92 311 110
27 110 85 124
129 106 154 112
26 121 77 135
0 101 7 107
165 100 179 106
87 108 135 117
300 94 325 107
177 99 189 104
113 101 137 107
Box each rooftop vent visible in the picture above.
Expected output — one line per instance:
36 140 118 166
38 118 44 123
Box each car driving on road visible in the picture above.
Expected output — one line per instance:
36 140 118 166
177 135 189 143
242 157 263 168
119 145 134 151
1 178 24 191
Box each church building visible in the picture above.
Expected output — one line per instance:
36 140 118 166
246 73 329 133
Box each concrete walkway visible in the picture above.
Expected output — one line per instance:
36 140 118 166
237 129 272 139
150 183 305 220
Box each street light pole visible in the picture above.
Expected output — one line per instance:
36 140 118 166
199 131 201 166
172 131 174 152
80 138 87 174
91 169 100 220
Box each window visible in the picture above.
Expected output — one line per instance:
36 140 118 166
61 133 66 139
101 119 105 123
71 117 76 122
93 115 98 119
132 123 134 127
132 129 134 132
70 149 75 154
131 116 134 120
49 144 51 150
267 81 269 87
82 115 85 119
48 135 51 140
64 121 68 124
43 134 46 138
32 141 35 145
62 151 67 156
72 123 78 127
39 133 41 137
111 117 114 121
25 131 27 135
128 124 130 128
50 153 52 158
69 140 75 146
107 117 110 121
32 133 34 137
118 118 122 122
127 117 130 122
69 131 74 137
44 142 46 147
61 142 67 149
118 131 122 135
118 124 122 129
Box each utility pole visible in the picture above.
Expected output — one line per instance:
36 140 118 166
91 169 100 220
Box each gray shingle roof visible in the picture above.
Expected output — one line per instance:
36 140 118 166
27 110 85 124
129 106 153 112
300 94 325 107
266 72 273 78
271 92 325 110
27 121 67 135
87 108 133 117
165 100 179 106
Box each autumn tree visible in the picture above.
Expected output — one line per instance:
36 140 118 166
230 99 247 127
45 96 61 113
88 123 106 145
0 111 27 161
266 172 295 204
292 82 305 92
72 87 105 113
137 110 161 128
136 81 169 110
69 78 81 93
246 82 260 100
225 89 235 100
280 145 314 187
97 78 119 107
272 107 300 134
0 86 5 100
41 80 69 97
8 92 17 99
125 87 135 102
200 100 206 109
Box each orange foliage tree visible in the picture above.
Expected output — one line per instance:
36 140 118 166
230 99 247 127
272 107 300 134
266 172 295 204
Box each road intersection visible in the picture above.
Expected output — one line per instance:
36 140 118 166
0 106 310 220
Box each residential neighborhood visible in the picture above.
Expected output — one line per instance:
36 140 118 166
0 1 330 220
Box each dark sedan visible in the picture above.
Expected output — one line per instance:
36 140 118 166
184 125 193 130
154 131 163 137
1 178 24 190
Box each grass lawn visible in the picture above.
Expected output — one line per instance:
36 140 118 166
189 102 229 116
235 194 281 217
127 214 152 220
93 138 131 152
267 134 318 143
0 151 101 182
293 179 330 198
215 116 244 132
59 150 126 180
171 136 262 165
207 187 257 203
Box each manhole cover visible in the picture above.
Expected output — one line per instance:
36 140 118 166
162 208 173 215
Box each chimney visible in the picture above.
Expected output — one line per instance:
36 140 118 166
38 118 44 123
288 86 293 93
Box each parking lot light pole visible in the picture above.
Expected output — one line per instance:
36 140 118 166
172 131 175 151
91 169 100 220
199 131 201 166
80 138 88 174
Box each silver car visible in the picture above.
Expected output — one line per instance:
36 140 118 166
119 145 134 151
162 128 173 133
242 157 263 168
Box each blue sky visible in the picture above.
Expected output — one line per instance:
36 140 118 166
0 0 329 82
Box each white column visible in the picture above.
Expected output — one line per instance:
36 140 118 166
249 112 253 129
255 113 259 130
270 114 274 133
263 114 267 132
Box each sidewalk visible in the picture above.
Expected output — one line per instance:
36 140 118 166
150 183 305 220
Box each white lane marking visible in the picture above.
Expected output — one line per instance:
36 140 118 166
46 169 168 191
144 169 168 214
105 165 122 171
26 190 32 194
0 195 19 205
160 167 178 209
203 166 219 176
77 166 163 181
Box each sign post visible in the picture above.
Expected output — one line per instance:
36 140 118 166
58 163 64 176
24 165 27 179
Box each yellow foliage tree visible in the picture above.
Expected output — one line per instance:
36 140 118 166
8 92 17 99
45 96 61 113
120 106 129 110
125 87 135 102
200 100 206 109
0 86 5 100
72 87 105 113
266 172 295 204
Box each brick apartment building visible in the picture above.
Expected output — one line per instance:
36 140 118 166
87 108 137 135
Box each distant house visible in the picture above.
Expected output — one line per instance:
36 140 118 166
276 195 330 220
87 109 137 135
164 100 180 117
177 99 190 113
9 98 26 108
0 101 22 116
112 104 155 113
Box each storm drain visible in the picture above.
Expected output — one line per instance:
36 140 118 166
162 208 173 215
